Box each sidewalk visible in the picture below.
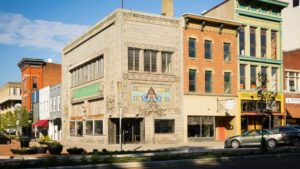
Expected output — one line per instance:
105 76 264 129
59 139 225 152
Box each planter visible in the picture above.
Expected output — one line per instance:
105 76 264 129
10 147 38 155
20 136 31 148
36 146 48 154
48 143 63 155
67 147 85 155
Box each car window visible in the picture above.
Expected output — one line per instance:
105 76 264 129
283 127 298 132
292 126 300 131
248 130 257 136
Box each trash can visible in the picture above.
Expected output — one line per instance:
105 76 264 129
20 136 31 148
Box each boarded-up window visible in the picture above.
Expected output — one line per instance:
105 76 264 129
89 99 102 115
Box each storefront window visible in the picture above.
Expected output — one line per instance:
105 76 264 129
86 121 93 135
70 121 75 136
188 116 215 138
95 120 103 135
155 119 174 133
76 121 83 136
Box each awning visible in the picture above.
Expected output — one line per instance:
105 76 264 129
286 106 300 118
32 120 49 127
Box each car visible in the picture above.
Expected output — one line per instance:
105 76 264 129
271 126 300 146
224 129 284 149
0 133 11 144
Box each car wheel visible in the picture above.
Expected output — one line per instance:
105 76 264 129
292 137 300 146
267 139 277 148
6 140 11 145
231 140 240 149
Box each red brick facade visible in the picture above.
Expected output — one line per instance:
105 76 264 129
183 17 238 95
18 59 61 112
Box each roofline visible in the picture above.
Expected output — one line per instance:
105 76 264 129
17 58 46 68
202 0 229 16
283 47 300 53
63 8 180 54
203 0 288 16
183 13 242 27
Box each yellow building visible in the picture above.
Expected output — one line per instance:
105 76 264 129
204 0 288 134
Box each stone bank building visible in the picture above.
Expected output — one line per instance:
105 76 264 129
62 9 183 144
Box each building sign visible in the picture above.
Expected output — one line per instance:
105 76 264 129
72 83 102 100
131 85 171 104
286 98 300 104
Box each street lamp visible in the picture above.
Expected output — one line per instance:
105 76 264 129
14 103 22 137
117 82 123 151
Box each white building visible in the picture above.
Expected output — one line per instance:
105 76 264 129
282 0 300 50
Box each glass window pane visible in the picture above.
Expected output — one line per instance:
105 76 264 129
250 27 256 57
155 119 174 133
205 40 212 59
239 27 245 55
86 121 93 135
95 120 103 135
189 69 196 92
224 72 231 94
224 43 231 61
240 65 246 89
205 71 212 93
189 38 196 58
251 65 257 89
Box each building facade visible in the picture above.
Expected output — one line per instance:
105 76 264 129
49 84 62 140
204 0 288 133
183 14 240 141
283 48 300 125
282 0 300 51
17 58 62 114
62 9 182 144
0 82 22 114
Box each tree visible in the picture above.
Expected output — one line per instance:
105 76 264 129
257 72 277 153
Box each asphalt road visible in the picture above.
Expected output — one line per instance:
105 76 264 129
39 154 300 169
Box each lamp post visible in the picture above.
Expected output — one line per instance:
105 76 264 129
14 103 22 137
117 82 123 151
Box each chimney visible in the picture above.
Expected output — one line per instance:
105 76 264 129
162 0 174 17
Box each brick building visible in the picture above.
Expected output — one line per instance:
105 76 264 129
204 0 288 133
182 14 240 141
17 58 61 123
283 48 300 125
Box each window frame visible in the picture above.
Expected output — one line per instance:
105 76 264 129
189 38 196 58
204 40 212 60
224 72 231 94
224 43 231 62
128 48 140 72
154 119 175 134
189 69 197 92
162 52 172 74
250 27 256 57
205 70 212 93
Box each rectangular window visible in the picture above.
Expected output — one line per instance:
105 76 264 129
240 65 246 90
204 40 212 59
261 66 267 89
86 121 93 135
76 121 83 136
239 27 245 55
189 69 196 92
95 120 103 135
32 76 38 89
188 116 214 138
162 52 172 74
251 65 257 89
155 119 175 133
294 0 299 7
128 48 139 71
289 80 296 92
272 68 278 91
144 50 157 72
205 70 212 93
261 29 267 58
250 27 256 57
70 122 75 136
271 31 277 60
224 43 231 61
224 72 231 94
189 38 196 58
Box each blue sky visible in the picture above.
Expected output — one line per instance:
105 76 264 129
0 0 223 86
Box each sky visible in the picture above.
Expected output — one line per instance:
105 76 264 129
0 0 223 86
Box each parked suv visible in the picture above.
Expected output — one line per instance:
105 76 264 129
271 126 300 146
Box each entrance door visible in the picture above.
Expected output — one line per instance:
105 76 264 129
109 118 143 144
219 127 226 141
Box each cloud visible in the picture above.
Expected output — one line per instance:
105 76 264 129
0 12 90 52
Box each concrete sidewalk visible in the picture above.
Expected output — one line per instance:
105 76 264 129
58 140 225 152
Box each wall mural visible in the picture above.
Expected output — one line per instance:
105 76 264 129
131 84 171 104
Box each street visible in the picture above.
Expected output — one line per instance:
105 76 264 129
39 155 300 169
